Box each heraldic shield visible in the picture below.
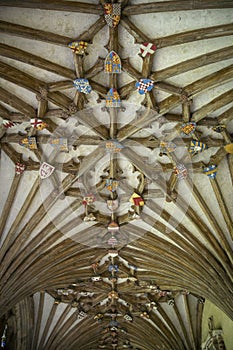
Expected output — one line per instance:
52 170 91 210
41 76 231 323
2 119 17 128
50 138 68 152
39 162 55 179
160 141 176 155
105 51 121 74
15 163 26 175
105 140 124 153
203 165 217 179
181 122 196 136
105 179 119 192
173 164 188 180
135 79 154 94
68 41 88 55
19 137 37 150
189 140 207 155
103 3 121 28
106 88 121 108
73 78 92 94
30 118 47 130
140 42 157 58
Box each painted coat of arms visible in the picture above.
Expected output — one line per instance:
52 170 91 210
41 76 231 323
135 79 154 94
103 3 121 28
68 41 88 55
189 140 207 155
30 118 47 130
159 141 176 155
129 193 144 206
2 119 17 128
82 194 95 205
181 122 196 136
105 51 121 73
15 162 26 175
74 78 92 94
203 165 217 179
106 88 121 108
173 164 188 180
19 137 37 150
39 162 55 179
140 42 157 57
106 178 119 192
105 140 123 153
50 138 68 152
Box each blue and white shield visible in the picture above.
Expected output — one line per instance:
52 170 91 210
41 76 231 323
203 165 217 179
135 79 154 94
189 140 208 155
74 78 92 94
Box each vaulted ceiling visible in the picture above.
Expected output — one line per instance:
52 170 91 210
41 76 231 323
0 1 233 349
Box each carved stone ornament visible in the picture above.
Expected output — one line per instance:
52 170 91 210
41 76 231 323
173 164 188 180
105 51 121 73
105 178 119 192
30 118 47 130
39 162 55 179
77 311 87 320
2 119 17 128
108 290 119 299
212 124 226 133
129 193 144 206
108 221 120 233
124 314 133 322
83 213 96 221
189 140 208 155
108 236 118 246
68 40 88 55
108 249 118 257
50 138 69 152
15 162 26 175
73 78 92 94
105 140 123 153
19 137 37 150
159 141 176 155
180 121 196 137
139 42 157 58
103 3 121 28
82 194 96 205
91 276 102 282
106 89 121 108
203 165 217 179
135 79 154 94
